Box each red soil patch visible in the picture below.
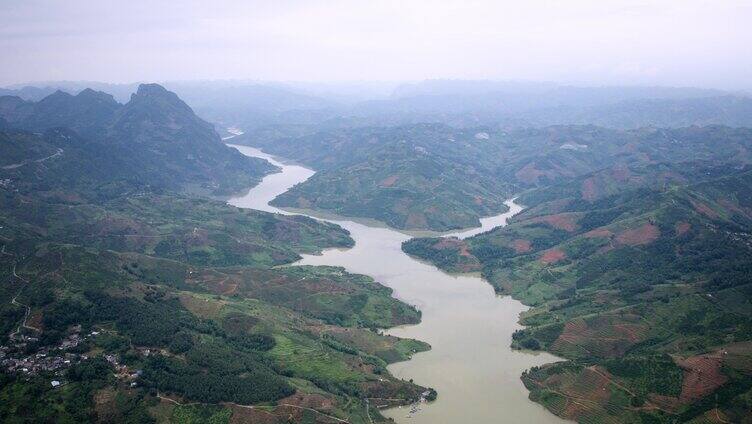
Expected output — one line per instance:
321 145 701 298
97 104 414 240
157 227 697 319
675 221 691 236
206 274 241 295
229 405 281 424
690 199 719 219
676 353 728 403
648 394 682 413
560 367 614 419
531 365 614 421
431 238 469 256
584 228 613 239
575 366 613 402
27 309 44 330
533 214 579 232
379 175 398 187
473 195 484 206
581 178 597 201
616 223 660 246
513 239 532 253
279 392 335 410
432 238 460 249
431 237 481 271
593 291 614 305
431 238 476 260
540 249 566 264
515 163 546 185
552 315 647 358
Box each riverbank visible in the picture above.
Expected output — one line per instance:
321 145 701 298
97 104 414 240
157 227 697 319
227 144 566 423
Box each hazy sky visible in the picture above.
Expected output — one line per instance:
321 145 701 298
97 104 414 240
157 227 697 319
1 0 751 89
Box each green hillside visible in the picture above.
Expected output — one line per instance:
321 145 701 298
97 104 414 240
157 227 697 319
238 124 752 231
404 164 752 422
0 86 430 423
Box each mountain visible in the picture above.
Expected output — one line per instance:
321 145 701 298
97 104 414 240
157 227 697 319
236 124 515 231
0 86 61 102
390 80 727 101
0 81 339 132
0 84 276 195
237 124 752 231
0 85 431 423
334 81 752 130
3 89 120 138
403 163 752 423
162 82 338 130
515 95 752 129
8 81 752 133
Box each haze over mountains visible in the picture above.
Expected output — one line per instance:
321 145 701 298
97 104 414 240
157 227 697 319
3 80 752 132
2 78 752 423
2 0 752 422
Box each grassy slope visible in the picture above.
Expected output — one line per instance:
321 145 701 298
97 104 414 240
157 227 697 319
0 126 428 422
403 165 752 423
240 124 752 231
261 124 514 231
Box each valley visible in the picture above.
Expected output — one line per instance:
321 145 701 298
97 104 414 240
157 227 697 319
228 144 566 424
2 81 752 423
3 2 752 422
0 86 432 423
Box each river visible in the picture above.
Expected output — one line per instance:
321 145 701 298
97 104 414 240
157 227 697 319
227 144 566 424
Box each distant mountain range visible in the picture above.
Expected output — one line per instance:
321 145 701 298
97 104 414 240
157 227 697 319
4 80 752 132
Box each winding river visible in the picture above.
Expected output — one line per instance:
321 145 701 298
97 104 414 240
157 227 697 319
227 144 566 424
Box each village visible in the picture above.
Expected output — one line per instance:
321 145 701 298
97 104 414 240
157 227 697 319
1 324 143 388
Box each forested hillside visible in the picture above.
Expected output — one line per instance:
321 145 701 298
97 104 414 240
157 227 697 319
0 86 431 423
0 84 276 196
404 162 752 422
237 124 752 231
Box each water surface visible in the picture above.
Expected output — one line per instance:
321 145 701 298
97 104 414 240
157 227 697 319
228 144 566 424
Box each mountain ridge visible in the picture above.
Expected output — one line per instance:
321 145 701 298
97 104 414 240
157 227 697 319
0 83 276 195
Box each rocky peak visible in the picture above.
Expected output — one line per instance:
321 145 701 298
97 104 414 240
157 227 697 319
76 88 119 106
127 83 193 114
113 83 216 145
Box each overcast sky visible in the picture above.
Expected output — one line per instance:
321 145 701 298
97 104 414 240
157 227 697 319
1 0 750 89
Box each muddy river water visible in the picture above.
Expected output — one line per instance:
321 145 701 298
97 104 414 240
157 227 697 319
228 144 566 424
